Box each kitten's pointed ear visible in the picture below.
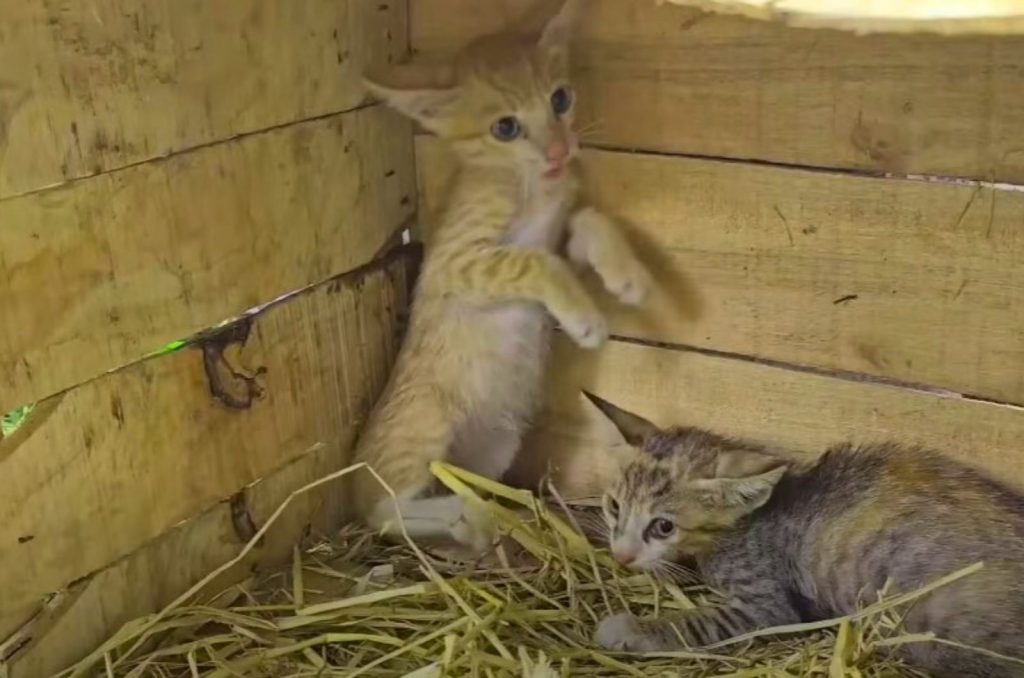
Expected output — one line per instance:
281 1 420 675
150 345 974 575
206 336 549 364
707 447 788 512
715 448 785 479
537 0 584 68
583 391 659 447
694 466 786 514
363 75 460 135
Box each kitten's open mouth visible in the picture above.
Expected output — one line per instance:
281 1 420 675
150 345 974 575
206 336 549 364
543 165 564 179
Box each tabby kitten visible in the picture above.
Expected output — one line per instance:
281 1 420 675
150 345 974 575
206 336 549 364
586 392 1024 678
352 1 652 552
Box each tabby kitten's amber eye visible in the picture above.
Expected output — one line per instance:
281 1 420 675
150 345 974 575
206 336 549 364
491 116 522 141
646 518 676 540
550 86 573 116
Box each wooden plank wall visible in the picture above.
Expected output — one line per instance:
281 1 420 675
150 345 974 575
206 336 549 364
1 110 414 414
1 0 417 673
411 0 1024 499
412 0 1024 182
0 0 404 197
2 251 415 676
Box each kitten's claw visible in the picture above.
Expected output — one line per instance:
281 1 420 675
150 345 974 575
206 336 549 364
595 613 659 652
560 309 608 349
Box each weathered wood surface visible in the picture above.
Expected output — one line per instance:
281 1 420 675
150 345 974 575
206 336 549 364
411 0 1024 182
662 0 1024 35
5 439 352 678
0 247 415 655
0 0 406 198
661 0 1024 35
510 337 1024 499
0 106 415 414
417 137 1024 404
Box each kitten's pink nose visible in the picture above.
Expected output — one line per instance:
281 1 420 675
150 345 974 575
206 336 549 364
546 139 569 164
614 550 638 567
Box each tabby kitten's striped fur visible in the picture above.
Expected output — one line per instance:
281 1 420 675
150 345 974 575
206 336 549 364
352 1 651 552
586 393 1024 678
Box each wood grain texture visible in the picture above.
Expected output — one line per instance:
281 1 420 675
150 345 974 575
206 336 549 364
5 438 351 678
411 0 1024 182
417 137 1024 404
510 337 1024 499
0 106 415 414
662 0 1024 35
0 248 415 646
0 0 406 198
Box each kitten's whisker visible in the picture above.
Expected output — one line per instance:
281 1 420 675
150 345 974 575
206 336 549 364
574 514 610 544
575 116 606 129
576 127 606 142
654 560 698 584
651 564 678 584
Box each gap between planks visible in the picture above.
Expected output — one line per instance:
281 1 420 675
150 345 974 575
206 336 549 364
411 127 1024 194
604 333 1024 412
0 240 421 431
0 101 380 205
584 142 1024 194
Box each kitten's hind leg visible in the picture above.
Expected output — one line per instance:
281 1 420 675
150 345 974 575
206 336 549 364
368 493 495 555
450 423 522 481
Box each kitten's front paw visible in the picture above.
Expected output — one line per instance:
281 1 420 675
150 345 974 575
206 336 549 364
595 613 659 652
450 501 497 555
602 259 652 307
518 648 558 678
567 207 652 307
559 308 608 349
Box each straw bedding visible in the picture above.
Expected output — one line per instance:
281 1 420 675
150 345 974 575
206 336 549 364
61 463 973 677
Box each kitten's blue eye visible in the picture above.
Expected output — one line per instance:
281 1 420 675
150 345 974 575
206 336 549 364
491 116 521 141
646 518 675 540
551 86 573 116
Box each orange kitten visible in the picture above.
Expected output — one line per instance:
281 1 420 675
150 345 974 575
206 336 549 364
354 0 652 552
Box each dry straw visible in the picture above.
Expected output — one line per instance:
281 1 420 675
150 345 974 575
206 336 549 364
59 461 993 677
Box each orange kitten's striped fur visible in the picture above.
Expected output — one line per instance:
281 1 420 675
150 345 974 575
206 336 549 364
354 1 652 551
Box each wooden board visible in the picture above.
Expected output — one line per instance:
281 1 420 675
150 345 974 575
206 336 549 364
411 0 1024 182
510 337 1024 499
662 0 1024 35
416 137 1024 404
5 435 351 678
0 106 415 414
0 247 415 645
0 0 407 198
